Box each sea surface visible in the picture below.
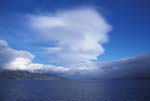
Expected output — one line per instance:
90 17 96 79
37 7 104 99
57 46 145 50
0 80 149 101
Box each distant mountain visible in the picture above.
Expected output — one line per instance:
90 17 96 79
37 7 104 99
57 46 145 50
0 70 61 80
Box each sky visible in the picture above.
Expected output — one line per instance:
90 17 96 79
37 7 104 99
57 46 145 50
0 0 149 74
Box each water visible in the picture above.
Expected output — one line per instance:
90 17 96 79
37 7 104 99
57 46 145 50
0 80 149 101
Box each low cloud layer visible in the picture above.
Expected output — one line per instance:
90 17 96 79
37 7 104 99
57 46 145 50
0 39 98 76
0 40 34 69
0 39 149 79
30 8 111 65
0 39 70 74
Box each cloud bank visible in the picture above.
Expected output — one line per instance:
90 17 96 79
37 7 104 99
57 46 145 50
0 40 34 70
0 39 149 79
0 39 70 74
30 8 111 65
0 39 103 76
0 39 97 76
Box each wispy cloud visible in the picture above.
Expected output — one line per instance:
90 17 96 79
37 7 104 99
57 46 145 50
29 8 111 65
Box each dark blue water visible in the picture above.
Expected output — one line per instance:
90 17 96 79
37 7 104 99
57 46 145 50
0 80 149 101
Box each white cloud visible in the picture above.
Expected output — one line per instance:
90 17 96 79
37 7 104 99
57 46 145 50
0 39 70 74
0 8 112 77
0 39 149 79
0 39 100 76
30 8 111 65
0 39 34 69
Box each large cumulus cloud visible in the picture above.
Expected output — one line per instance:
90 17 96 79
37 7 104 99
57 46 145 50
30 8 111 65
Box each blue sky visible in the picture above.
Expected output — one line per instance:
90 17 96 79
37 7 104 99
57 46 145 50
0 0 149 66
